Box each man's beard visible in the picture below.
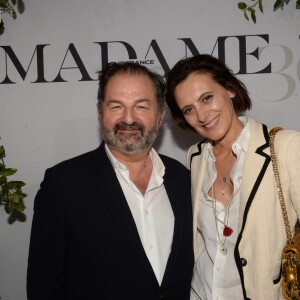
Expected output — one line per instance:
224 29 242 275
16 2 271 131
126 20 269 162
101 120 160 154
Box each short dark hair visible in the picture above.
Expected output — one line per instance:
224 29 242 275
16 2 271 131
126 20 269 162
97 62 166 114
166 54 252 132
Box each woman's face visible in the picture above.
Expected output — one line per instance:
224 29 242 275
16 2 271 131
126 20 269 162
174 71 241 143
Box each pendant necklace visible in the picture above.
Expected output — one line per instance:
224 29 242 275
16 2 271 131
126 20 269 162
211 185 234 255
220 176 227 195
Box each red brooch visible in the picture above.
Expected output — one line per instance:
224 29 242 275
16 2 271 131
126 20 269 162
223 225 233 237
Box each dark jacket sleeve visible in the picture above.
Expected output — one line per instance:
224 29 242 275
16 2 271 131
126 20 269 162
27 167 68 300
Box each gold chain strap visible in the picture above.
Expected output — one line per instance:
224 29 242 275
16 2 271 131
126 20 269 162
269 127 293 244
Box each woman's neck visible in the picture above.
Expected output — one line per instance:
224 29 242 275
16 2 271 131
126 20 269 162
213 117 244 154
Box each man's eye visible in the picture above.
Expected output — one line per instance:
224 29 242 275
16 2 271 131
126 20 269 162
110 105 121 110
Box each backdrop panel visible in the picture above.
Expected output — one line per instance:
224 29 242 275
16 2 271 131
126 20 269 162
0 1 299 299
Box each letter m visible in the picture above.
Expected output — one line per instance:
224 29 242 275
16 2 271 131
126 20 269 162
0 44 49 84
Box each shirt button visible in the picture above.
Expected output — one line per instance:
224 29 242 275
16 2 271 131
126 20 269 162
240 258 247 266
116 163 124 170
149 244 153 250
159 292 165 299
216 267 221 272
216 296 220 300
145 210 149 215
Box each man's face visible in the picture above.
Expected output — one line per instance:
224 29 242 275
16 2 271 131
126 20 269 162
99 73 165 154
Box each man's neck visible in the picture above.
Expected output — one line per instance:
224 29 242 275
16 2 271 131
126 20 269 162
108 146 151 167
108 146 153 195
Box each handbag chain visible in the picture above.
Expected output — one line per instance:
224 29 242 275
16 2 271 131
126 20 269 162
269 127 293 244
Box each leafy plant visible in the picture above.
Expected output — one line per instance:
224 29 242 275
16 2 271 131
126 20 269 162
238 0 300 24
0 145 26 214
0 0 17 35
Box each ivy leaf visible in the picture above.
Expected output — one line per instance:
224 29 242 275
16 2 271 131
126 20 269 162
5 202 14 214
237 0 299 38
251 9 257 23
0 144 27 215
259 0 264 12
14 200 25 212
6 196 25 213
274 0 283 10
8 180 26 189
244 11 250 21
247 7 256 23
238 2 248 10
0 168 17 176
12 193 21 203
0 21 4 34
0 0 9 9
0 145 5 157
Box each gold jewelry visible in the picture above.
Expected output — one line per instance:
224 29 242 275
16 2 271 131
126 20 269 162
221 176 227 195
211 185 234 255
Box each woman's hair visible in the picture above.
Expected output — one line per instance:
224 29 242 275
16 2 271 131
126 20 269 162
166 54 252 132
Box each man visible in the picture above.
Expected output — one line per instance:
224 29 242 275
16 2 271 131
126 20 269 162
27 62 194 300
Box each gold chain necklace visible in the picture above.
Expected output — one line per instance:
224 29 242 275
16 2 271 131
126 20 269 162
220 176 228 195
211 185 234 255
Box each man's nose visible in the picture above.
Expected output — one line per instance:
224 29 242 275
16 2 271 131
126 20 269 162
122 108 135 124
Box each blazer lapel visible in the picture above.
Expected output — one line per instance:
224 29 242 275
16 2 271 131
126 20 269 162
238 118 271 230
91 144 156 277
189 142 208 256
161 168 184 284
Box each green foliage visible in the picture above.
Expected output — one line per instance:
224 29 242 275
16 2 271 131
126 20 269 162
0 145 26 214
0 0 18 35
237 0 299 24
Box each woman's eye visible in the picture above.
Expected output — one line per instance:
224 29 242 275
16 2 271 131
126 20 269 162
183 107 194 115
203 95 212 102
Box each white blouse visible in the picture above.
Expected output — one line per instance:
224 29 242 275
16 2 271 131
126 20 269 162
191 117 250 300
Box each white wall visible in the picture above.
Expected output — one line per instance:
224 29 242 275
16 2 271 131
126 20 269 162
0 1 299 299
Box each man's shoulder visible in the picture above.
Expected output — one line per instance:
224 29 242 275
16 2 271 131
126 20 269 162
159 153 188 173
47 146 104 175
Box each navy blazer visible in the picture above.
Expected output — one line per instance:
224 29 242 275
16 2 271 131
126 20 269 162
27 143 194 300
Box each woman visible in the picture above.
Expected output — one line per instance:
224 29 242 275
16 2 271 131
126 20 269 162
165 54 300 300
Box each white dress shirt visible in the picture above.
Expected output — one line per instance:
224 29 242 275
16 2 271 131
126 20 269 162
191 117 250 300
105 145 174 285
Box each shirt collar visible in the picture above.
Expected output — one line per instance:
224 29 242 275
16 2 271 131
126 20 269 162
104 144 165 178
207 115 250 158
236 115 250 153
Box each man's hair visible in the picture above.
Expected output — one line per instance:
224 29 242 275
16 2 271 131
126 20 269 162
166 54 252 132
97 62 166 114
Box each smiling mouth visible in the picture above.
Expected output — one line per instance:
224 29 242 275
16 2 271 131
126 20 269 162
203 115 220 128
117 128 141 135
114 122 144 135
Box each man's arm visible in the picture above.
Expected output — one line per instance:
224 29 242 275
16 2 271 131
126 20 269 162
27 168 68 300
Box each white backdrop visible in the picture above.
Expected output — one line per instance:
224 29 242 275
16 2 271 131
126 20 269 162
0 1 299 299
